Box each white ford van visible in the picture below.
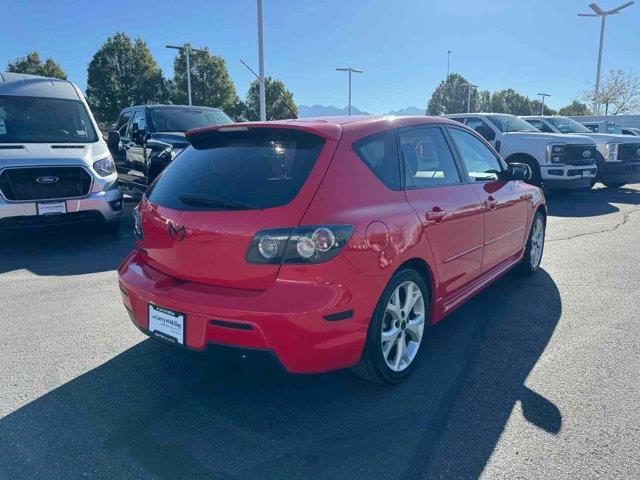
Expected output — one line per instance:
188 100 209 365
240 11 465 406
0 72 122 232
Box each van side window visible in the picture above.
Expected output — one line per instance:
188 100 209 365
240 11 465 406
352 130 401 190
399 127 461 188
448 127 502 182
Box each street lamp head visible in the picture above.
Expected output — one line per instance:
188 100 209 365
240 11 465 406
336 67 364 73
589 3 604 14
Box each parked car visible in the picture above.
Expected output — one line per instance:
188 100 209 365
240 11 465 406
118 116 546 383
107 104 233 192
580 120 623 135
621 127 640 137
0 72 122 232
444 113 597 191
522 116 640 189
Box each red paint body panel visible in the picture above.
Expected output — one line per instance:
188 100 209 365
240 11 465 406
118 116 545 374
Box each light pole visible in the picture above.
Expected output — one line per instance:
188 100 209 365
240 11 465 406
578 1 634 114
166 44 205 106
257 0 266 121
446 50 453 78
462 83 477 113
336 67 364 115
537 93 551 115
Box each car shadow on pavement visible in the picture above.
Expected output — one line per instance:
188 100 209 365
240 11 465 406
546 185 640 218
0 199 136 276
0 270 561 480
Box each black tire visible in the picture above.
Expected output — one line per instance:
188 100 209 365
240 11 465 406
517 211 545 276
100 219 121 235
351 268 430 384
603 181 626 189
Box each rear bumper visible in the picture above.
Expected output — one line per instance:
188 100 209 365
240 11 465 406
0 187 123 229
597 161 640 184
118 251 386 374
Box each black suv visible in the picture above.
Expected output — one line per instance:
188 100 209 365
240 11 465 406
107 105 233 190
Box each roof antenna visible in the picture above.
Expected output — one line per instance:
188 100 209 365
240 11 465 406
240 59 298 119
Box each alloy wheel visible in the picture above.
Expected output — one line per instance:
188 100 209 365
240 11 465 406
530 217 544 269
381 281 425 372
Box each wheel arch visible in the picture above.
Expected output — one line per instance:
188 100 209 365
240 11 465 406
393 257 435 301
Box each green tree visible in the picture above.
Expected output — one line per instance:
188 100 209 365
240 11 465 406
243 76 298 121
559 100 591 116
475 90 492 112
86 33 168 123
530 100 558 116
426 73 479 115
172 47 240 116
7 51 67 80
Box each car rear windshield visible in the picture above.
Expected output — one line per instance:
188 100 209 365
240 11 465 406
146 128 326 211
149 107 233 133
0 95 98 143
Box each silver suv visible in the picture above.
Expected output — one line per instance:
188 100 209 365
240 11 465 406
0 72 122 232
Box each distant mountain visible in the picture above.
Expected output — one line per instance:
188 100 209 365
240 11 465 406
298 104 370 117
297 104 424 118
384 106 425 116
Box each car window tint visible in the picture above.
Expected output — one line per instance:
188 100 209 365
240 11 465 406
465 117 496 141
448 128 502 182
352 130 401 190
399 127 461 188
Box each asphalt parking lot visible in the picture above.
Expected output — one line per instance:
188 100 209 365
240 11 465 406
1 185 639 480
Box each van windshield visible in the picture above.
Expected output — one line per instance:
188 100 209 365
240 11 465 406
146 128 325 210
0 95 98 143
149 107 233 133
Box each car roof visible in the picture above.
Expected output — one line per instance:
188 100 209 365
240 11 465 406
186 115 462 141
0 71 80 100
122 104 225 112
446 112 516 117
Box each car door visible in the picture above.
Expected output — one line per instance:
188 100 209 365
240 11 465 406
400 124 485 298
446 126 528 272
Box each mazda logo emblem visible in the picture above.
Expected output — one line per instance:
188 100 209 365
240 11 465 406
582 150 592 158
167 222 186 242
36 175 59 184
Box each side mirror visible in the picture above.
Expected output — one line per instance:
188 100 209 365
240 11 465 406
107 130 121 152
507 162 531 181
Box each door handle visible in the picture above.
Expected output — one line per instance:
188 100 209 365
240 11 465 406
426 208 447 223
484 197 498 210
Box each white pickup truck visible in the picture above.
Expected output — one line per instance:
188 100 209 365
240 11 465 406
522 116 640 189
445 113 597 191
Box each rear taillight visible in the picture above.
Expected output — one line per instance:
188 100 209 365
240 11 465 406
246 225 353 264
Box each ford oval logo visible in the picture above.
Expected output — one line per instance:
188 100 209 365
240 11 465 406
36 175 59 185
582 150 592 158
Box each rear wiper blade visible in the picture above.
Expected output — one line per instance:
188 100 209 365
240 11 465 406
178 194 258 210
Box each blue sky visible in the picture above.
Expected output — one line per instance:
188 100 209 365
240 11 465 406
2 0 639 114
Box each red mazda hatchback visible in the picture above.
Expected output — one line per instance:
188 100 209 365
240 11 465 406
118 116 546 383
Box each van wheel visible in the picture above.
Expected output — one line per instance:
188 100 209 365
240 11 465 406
517 211 545 276
351 269 429 384
603 181 626 189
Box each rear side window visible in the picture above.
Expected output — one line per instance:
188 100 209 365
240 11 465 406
399 127 461 188
352 130 401 190
147 128 325 210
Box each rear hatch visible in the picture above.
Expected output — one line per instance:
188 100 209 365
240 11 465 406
139 125 340 290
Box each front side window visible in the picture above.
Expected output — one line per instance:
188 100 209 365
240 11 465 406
465 117 496 141
0 95 98 143
147 128 325 211
525 119 555 133
448 127 503 182
116 111 132 136
352 130 401 190
132 109 147 132
399 127 461 188
149 107 233 133
584 124 599 132
605 123 622 134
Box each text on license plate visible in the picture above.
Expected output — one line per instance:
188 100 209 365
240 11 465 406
148 304 185 345
37 201 67 215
